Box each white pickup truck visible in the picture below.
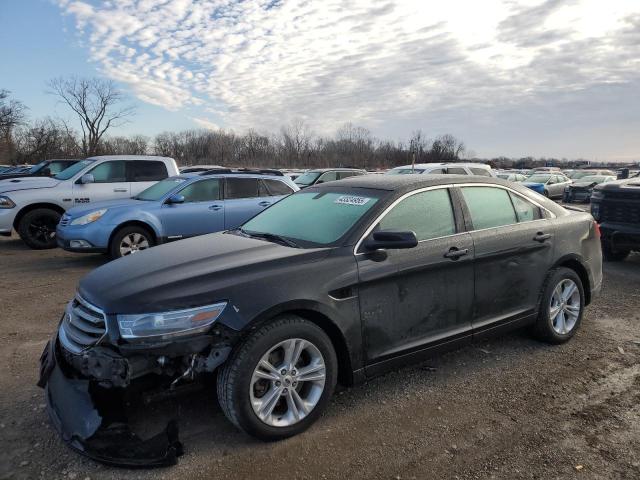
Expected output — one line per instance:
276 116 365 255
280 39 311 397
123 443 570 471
0 155 179 249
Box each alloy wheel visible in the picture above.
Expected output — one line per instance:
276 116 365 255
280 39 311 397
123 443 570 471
119 233 150 256
250 338 326 427
549 279 581 335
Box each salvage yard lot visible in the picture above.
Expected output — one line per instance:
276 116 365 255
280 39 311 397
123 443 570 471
1 234 639 480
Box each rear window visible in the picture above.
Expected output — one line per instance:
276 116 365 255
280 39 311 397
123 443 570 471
226 178 259 199
131 161 168 182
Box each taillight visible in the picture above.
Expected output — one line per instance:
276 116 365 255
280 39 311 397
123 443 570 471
593 221 601 238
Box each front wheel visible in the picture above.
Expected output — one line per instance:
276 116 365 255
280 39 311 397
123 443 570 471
17 208 60 249
109 225 155 259
532 267 585 344
217 315 338 441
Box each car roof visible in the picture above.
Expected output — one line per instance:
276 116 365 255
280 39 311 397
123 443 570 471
305 168 366 172
178 172 288 180
392 163 491 170
316 173 511 192
85 155 174 161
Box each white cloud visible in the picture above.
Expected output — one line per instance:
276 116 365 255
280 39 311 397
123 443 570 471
191 116 221 130
57 0 640 139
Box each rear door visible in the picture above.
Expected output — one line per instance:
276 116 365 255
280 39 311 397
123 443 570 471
159 178 224 239
458 185 555 333
129 160 169 195
72 160 129 203
223 177 270 229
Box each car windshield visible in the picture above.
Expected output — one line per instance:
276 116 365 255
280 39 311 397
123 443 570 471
570 171 596 179
580 175 607 183
294 171 322 186
241 190 381 246
387 168 425 175
54 159 93 180
134 177 187 201
526 174 551 183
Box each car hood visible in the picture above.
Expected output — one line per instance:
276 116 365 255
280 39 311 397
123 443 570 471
79 232 332 314
0 176 60 193
64 198 147 218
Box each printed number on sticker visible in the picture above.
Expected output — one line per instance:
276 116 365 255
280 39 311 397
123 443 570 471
334 195 371 206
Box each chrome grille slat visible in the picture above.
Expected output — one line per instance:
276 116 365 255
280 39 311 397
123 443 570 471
59 295 107 354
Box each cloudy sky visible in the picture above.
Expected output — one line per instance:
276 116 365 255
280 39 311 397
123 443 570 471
2 0 639 160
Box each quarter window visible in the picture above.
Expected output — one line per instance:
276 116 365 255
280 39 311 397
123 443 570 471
379 189 456 241
262 179 294 196
87 161 127 183
461 186 517 229
178 179 221 202
225 178 259 199
131 161 168 182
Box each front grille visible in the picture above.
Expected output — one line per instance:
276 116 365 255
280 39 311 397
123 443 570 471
59 214 71 227
59 295 107 354
599 200 640 224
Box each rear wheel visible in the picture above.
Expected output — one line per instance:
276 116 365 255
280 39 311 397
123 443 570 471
532 267 584 344
217 315 338 441
17 208 60 249
602 241 629 262
109 225 154 259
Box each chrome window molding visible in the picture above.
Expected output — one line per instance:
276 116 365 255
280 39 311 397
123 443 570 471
354 183 557 255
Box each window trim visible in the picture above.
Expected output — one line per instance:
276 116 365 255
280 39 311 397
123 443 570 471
354 183 556 254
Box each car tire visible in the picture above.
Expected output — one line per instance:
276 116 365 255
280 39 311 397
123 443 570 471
17 208 60 249
602 241 629 262
109 225 155 259
543 189 549 198
217 315 338 441
532 267 585 344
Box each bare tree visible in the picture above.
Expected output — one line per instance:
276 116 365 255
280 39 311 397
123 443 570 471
14 118 81 162
48 77 134 157
0 90 27 163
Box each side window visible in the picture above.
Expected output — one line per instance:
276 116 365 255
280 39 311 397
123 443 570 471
470 167 491 177
317 171 338 184
427 168 445 174
87 161 127 183
337 171 355 180
447 167 467 175
379 189 456 241
509 192 541 222
461 186 517 230
262 179 294 196
225 178 259 199
131 161 168 182
547 176 557 184
178 179 221 203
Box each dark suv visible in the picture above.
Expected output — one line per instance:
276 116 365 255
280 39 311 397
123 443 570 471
39 175 602 466
591 178 640 261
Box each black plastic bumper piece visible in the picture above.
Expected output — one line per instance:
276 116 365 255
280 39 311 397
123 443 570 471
38 339 183 468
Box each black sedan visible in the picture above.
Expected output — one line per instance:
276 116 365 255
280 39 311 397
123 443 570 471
39 174 603 466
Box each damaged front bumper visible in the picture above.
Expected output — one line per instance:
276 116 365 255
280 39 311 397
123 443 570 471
38 338 183 468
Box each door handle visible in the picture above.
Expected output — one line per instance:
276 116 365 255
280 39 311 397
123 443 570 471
533 232 551 242
259 201 271 207
209 205 222 211
113 188 128 193
444 247 469 260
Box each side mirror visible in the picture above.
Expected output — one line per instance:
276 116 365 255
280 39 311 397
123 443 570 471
363 230 418 251
79 173 95 184
166 194 185 205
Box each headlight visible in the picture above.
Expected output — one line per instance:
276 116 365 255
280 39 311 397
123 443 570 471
0 196 15 209
70 209 107 225
117 302 227 340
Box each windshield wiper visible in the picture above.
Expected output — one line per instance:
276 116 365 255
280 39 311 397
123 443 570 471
239 229 299 248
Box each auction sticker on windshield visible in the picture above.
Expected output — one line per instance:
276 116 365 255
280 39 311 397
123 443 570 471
334 195 371 206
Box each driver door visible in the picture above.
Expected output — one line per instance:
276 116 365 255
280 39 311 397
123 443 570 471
356 187 474 369
72 160 130 204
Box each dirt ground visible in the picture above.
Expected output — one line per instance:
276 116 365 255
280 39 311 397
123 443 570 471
1 233 639 480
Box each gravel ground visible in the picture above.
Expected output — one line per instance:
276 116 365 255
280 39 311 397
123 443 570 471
1 233 639 480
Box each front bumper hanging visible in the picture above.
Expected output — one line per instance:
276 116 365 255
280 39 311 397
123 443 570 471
38 338 183 468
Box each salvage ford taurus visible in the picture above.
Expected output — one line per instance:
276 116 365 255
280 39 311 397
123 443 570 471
38 174 603 467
